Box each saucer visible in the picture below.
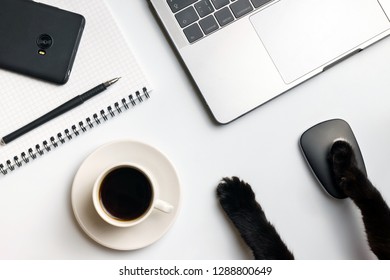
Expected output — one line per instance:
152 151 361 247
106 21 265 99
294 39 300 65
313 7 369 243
71 140 181 250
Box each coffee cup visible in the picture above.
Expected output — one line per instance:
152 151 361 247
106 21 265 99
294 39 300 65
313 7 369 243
92 162 173 227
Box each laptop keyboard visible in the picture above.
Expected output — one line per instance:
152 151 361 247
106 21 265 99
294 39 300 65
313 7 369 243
167 0 273 43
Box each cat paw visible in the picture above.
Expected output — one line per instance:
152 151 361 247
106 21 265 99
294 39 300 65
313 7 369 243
217 177 259 216
329 141 356 192
329 140 356 171
217 177 295 260
329 140 369 199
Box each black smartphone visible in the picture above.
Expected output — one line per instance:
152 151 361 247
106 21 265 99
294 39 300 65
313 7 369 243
0 0 85 84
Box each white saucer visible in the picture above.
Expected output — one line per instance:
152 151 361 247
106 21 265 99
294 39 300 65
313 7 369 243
71 140 181 250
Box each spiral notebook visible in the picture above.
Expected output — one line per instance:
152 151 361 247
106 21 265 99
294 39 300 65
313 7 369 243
0 0 151 176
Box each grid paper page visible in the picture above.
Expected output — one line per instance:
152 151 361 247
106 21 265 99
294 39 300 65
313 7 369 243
0 0 151 175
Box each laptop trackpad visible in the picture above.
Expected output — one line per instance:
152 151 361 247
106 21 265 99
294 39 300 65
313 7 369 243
250 0 390 84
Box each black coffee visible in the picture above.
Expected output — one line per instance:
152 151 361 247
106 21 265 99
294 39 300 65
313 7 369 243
99 166 153 221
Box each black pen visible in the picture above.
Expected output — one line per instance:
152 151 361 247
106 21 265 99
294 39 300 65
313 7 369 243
0 77 120 146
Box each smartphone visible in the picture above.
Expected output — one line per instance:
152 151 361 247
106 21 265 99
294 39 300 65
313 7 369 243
0 0 85 84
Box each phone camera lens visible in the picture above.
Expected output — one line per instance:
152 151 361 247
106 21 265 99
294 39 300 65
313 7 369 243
36 34 53 49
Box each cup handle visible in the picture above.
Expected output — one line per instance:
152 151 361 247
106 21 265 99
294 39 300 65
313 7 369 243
154 199 174 213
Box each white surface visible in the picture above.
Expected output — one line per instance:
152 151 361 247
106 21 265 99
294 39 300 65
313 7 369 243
1 0 390 259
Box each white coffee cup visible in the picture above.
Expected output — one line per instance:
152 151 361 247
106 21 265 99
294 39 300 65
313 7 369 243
92 162 173 227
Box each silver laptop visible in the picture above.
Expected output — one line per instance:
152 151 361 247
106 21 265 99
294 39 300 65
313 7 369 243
149 0 390 124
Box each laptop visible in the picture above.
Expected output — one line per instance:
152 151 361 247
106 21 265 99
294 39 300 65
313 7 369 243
149 0 390 124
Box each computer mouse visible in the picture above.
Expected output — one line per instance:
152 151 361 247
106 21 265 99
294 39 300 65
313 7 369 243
300 119 367 199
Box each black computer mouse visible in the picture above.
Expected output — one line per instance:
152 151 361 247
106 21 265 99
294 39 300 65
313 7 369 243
300 119 367 199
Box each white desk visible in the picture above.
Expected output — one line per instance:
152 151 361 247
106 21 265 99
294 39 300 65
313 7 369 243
1 0 390 260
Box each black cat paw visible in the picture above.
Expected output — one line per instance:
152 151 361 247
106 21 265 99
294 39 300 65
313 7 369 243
329 140 356 171
217 177 295 260
329 141 369 199
217 177 259 216
329 141 356 193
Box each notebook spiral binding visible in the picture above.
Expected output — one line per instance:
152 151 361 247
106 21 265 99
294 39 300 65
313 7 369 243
0 87 150 176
